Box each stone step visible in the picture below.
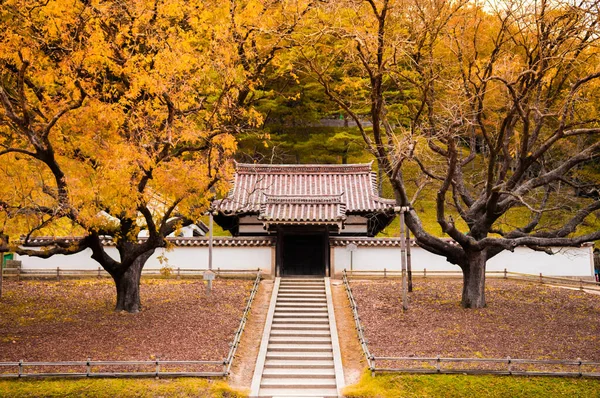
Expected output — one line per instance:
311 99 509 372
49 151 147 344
280 278 324 282
272 318 329 324
277 289 326 294
257 388 338 397
267 343 333 352
278 285 326 290
273 307 328 316
264 359 335 368
261 368 336 378
279 285 325 292
269 336 332 344
275 302 327 311
251 277 341 398
270 323 330 330
276 298 327 303
279 285 325 290
274 306 328 311
266 352 333 360
275 306 328 312
260 378 337 388
269 330 331 337
277 293 326 301
273 312 328 318
278 286 325 291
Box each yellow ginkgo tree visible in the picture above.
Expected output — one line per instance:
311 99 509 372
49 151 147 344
0 0 282 312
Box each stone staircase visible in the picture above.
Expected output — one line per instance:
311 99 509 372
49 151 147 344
250 277 344 397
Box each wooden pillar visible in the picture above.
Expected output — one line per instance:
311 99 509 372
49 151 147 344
208 212 214 271
0 253 4 300
205 212 215 295
405 222 413 292
400 212 408 310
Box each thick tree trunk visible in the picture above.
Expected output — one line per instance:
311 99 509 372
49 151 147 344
461 251 487 308
113 250 154 313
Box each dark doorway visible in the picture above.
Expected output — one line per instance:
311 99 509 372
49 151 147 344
281 233 327 276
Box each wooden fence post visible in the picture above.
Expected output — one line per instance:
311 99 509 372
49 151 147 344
383 268 386 279
504 268 507 279
0 253 4 300
57 267 60 281
177 267 181 280
97 267 101 278
399 212 408 311
405 223 413 292
424 268 426 278
580 279 584 290
539 273 543 284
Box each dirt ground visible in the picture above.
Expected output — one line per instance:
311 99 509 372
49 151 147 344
228 279 273 390
0 278 253 369
350 278 600 361
331 279 366 386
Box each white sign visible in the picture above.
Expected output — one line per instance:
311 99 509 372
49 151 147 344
203 270 216 281
346 243 358 252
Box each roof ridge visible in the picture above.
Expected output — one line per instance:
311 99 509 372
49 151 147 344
263 192 343 198
235 163 373 174
236 162 373 167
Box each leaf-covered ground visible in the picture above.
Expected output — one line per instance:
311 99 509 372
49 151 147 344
0 279 252 367
351 279 600 361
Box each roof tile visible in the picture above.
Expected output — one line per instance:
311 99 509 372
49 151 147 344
214 163 395 221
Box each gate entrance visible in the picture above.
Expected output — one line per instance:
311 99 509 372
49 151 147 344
279 232 327 276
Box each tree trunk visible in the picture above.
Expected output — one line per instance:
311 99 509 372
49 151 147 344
461 251 487 308
113 250 154 313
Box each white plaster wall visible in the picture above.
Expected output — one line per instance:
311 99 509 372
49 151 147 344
18 246 273 275
18 244 592 278
332 246 592 277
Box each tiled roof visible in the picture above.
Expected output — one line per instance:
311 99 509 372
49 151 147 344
259 194 347 224
331 237 423 247
22 236 275 247
213 163 395 220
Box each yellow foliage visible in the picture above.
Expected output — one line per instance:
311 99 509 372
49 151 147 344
0 0 278 243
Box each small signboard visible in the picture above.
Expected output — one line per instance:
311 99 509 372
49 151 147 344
346 243 358 252
203 270 215 281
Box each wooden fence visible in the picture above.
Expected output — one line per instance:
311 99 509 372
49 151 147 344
0 270 263 379
0 359 227 378
342 270 374 370
371 356 600 377
341 269 600 378
1 266 261 281
223 270 261 375
344 269 600 292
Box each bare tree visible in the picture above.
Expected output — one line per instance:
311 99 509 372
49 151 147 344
300 0 600 307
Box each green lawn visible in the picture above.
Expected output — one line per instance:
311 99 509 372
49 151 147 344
344 372 600 398
0 378 245 398
4 373 599 397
